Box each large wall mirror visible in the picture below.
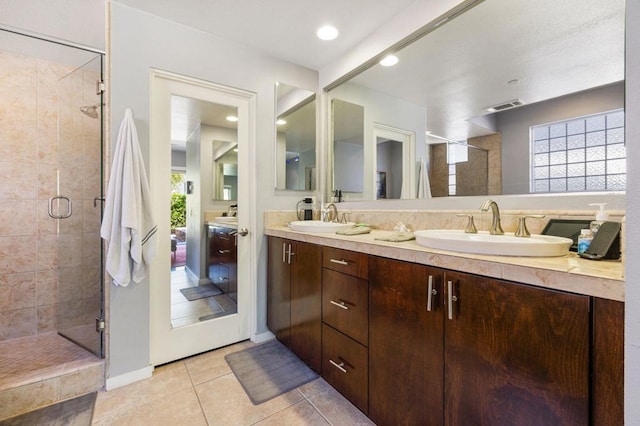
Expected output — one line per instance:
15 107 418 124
275 82 317 191
328 0 625 200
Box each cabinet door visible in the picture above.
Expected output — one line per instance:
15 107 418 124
369 256 444 426
267 237 291 346
592 297 624 425
444 271 590 426
290 241 322 372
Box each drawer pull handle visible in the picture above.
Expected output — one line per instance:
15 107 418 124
330 259 349 266
219 249 230 254
447 280 458 320
329 359 347 373
330 300 349 310
219 277 228 281
427 275 437 312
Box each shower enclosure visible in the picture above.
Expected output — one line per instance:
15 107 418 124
0 28 105 357
55 54 105 356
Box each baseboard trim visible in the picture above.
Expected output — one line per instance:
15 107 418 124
105 365 153 391
253 330 275 344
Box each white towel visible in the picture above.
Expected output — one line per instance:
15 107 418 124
101 108 157 287
417 157 432 199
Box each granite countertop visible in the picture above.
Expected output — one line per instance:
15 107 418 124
265 225 624 302
206 220 238 229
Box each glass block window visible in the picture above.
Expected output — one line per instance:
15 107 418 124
531 109 625 193
448 164 456 195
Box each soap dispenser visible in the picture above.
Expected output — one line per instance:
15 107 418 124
588 203 609 234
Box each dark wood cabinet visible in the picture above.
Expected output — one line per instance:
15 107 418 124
320 246 370 413
267 237 322 372
207 225 237 299
444 271 590 426
369 258 590 426
592 297 624 425
369 256 444 426
266 239 622 426
267 237 291 346
322 324 369 413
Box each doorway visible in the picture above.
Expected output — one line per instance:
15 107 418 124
372 123 416 199
149 70 255 366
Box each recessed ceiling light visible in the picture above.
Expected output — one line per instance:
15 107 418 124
233 148 239 153
226 115 238 122
276 119 287 125
317 25 338 41
379 55 399 67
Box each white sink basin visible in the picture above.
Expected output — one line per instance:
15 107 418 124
414 230 573 257
289 220 356 233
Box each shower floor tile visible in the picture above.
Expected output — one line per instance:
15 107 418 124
0 332 102 390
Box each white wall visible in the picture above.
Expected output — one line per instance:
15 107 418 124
108 2 317 378
625 0 640 421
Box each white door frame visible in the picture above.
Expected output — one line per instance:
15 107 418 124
149 69 257 365
372 123 416 199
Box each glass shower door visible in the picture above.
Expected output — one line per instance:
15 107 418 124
55 54 104 356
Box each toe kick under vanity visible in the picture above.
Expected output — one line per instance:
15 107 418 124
265 224 624 426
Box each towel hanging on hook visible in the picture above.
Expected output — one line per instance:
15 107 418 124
101 108 158 287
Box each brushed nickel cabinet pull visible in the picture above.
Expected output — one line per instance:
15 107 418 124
330 300 349 310
427 275 438 311
282 243 286 263
447 280 458 320
330 259 349 266
287 244 294 264
329 359 347 373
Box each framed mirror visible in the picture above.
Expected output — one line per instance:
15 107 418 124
275 82 316 190
328 0 625 200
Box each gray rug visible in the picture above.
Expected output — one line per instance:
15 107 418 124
179 283 223 301
225 340 318 405
0 392 96 426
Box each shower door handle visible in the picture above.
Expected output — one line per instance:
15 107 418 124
93 196 105 207
48 196 72 219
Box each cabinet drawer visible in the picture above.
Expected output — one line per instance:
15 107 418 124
322 324 368 414
322 269 368 345
322 247 368 279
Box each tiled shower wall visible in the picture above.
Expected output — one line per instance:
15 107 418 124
0 50 101 341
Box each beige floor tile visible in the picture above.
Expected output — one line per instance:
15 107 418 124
93 361 192 420
254 400 330 425
307 385 374 426
297 377 334 399
92 387 206 426
195 372 304 425
185 340 255 385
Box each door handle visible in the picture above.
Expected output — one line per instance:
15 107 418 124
236 228 249 236
48 196 72 219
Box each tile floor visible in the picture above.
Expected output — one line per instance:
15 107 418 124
92 340 374 425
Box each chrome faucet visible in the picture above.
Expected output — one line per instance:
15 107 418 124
322 203 339 222
480 199 504 235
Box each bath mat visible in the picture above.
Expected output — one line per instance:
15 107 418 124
225 340 318 405
179 283 223 301
197 297 225 321
0 391 97 425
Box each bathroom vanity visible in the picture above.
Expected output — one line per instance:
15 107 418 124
265 226 624 426
207 222 238 302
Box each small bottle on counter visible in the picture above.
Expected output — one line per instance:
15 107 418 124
577 229 593 254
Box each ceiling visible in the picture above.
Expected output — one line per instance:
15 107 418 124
114 0 416 71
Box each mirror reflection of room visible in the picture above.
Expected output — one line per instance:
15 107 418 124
170 95 238 328
275 82 317 190
328 0 624 200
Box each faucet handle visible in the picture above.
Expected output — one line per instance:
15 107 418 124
514 215 546 237
456 214 478 234
339 212 351 224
